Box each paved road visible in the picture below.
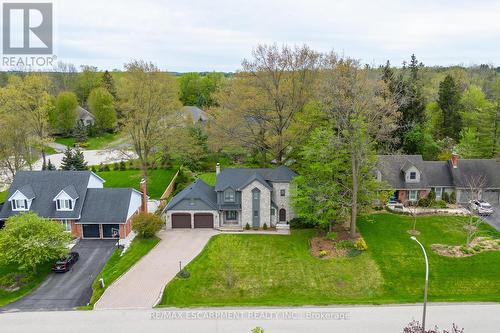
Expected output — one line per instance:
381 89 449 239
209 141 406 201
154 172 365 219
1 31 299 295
95 229 217 309
481 205 500 231
0 303 498 333
1 240 116 312
33 149 136 170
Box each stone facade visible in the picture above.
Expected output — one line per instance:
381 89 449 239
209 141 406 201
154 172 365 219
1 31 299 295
241 180 271 228
270 182 295 223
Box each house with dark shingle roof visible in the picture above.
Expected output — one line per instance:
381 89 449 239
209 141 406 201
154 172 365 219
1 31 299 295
0 171 147 239
376 154 500 204
163 164 296 230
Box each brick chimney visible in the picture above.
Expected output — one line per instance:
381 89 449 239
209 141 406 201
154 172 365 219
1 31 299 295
140 178 148 213
216 162 221 175
451 153 459 169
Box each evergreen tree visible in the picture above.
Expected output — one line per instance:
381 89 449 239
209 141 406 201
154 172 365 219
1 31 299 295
47 159 56 171
101 70 117 98
73 121 88 143
60 147 74 170
438 74 462 141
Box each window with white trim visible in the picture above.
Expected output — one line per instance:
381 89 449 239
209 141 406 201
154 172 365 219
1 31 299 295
12 199 28 211
409 190 418 201
434 187 443 199
409 172 417 180
56 199 73 211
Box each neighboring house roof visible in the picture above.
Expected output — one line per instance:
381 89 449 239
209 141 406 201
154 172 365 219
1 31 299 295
181 106 208 123
214 166 296 191
377 155 500 190
78 106 95 122
78 188 135 224
450 159 500 188
376 155 429 189
166 179 217 210
0 171 94 220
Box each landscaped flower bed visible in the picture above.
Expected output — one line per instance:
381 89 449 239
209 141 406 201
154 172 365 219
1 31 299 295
432 237 500 257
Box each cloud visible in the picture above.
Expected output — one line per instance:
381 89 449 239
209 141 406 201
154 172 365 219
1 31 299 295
52 0 500 71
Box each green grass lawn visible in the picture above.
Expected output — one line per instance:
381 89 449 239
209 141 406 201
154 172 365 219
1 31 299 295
159 213 500 307
54 133 119 150
0 191 7 204
97 169 177 199
87 236 160 308
198 172 216 186
0 263 52 307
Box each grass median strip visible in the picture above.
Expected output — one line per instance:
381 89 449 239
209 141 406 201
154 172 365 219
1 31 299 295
87 236 160 309
0 263 52 307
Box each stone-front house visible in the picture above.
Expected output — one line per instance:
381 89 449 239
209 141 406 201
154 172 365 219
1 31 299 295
0 171 147 239
163 165 296 230
376 154 500 205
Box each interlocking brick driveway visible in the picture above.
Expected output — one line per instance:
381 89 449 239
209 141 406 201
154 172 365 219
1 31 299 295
95 229 217 309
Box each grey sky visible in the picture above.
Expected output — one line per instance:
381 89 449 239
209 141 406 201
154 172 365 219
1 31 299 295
53 0 500 71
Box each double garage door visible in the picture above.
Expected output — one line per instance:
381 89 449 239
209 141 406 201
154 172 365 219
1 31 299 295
82 224 120 239
171 213 214 228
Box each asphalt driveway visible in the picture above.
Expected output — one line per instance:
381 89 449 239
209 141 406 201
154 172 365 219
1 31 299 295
1 240 116 312
482 205 500 231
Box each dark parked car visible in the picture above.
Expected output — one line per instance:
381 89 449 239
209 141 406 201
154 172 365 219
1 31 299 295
52 252 79 273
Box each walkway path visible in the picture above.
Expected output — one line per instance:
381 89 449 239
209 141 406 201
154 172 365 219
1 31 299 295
95 229 217 309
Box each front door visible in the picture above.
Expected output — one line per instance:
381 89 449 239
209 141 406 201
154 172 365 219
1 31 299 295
252 188 260 229
279 209 286 223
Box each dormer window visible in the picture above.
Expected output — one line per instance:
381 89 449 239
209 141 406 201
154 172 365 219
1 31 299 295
53 186 78 212
57 199 73 210
12 199 28 211
224 189 235 202
409 172 416 180
8 186 34 211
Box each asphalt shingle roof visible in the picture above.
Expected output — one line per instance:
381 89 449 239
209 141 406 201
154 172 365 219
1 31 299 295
166 179 217 210
214 166 296 191
0 171 93 220
78 188 134 223
450 159 500 188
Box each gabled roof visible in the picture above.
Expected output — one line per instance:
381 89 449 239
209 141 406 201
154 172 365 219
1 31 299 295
78 106 94 120
9 185 36 200
166 179 217 210
449 159 500 188
54 185 79 200
78 188 135 224
376 155 429 189
377 155 500 189
214 166 296 191
237 172 273 190
0 171 94 220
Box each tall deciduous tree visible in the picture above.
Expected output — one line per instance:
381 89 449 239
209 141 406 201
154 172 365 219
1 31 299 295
52 91 78 135
87 87 117 132
119 60 181 177
74 65 101 106
0 213 71 273
319 56 398 237
212 44 321 165
438 74 462 141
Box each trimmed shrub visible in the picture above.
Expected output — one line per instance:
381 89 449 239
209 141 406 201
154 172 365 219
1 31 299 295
450 191 457 204
132 212 163 238
113 162 119 171
119 161 126 171
289 217 315 229
337 240 355 249
245 223 251 230
355 238 368 251
346 248 362 257
442 191 450 203
326 231 337 241
262 223 268 230
177 269 190 279
318 250 327 257
432 200 447 208
417 197 431 207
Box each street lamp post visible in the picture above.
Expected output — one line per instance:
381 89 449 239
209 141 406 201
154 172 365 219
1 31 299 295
411 236 429 333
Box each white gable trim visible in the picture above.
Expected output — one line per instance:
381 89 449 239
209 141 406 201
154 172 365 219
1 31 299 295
8 190 28 202
53 190 78 201
127 190 143 220
88 172 105 188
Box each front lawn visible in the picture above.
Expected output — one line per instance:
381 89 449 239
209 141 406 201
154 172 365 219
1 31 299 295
160 231 384 307
0 263 52 307
97 169 177 199
54 132 120 150
87 236 160 308
159 213 500 307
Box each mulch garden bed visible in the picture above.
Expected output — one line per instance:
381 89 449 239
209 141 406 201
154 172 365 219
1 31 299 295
431 237 500 257
309 225 361 259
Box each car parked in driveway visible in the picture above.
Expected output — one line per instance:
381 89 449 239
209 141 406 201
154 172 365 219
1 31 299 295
470 200 494 216
52 252 79 273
